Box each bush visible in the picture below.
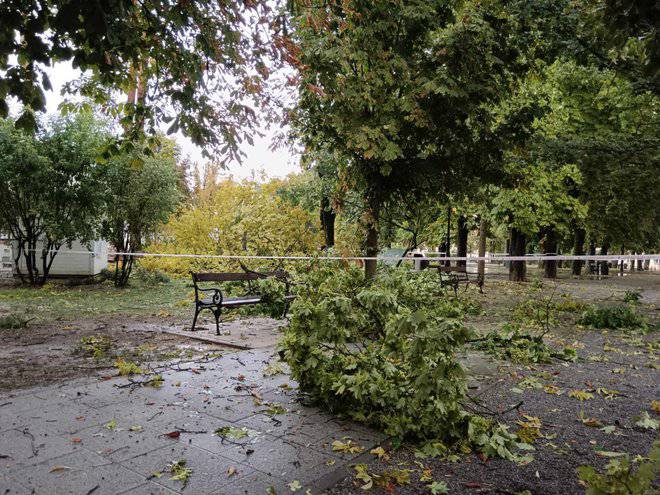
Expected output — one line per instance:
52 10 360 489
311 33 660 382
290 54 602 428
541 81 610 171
281 266 473 441
577 441 659 495
623 290 642 303
579 305 647 331
133 266 171 285
0 312 32 329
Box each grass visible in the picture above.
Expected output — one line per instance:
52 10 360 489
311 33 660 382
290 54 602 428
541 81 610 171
0 278 194 322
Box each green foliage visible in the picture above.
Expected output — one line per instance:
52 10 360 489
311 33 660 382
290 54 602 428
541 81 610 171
512 296 585 329
579 305 648 331
0 312 32 330
167 459 192 486
238 277 289 319
114 358 144 376
76 335 113 359
281 266 471 441
281 266 529 464
0 1 273 159
102 143 182 286
623 291 643 304
132 267 171 286
577 441 659 495
140 178 322 276
468 416 531 462
0 114 109 284
474 324 576 364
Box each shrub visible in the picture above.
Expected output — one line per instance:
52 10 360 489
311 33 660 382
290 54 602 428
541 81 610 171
0 312 32 329
623 290 642 304
579 305 647 331
133 266 171 285
577 441 658 495
281 266 474 442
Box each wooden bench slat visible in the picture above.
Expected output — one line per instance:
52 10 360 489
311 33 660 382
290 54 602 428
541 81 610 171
194 271 281 282
222 296 264 306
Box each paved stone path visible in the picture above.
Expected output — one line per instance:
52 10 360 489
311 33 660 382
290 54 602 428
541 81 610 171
0 348 386 495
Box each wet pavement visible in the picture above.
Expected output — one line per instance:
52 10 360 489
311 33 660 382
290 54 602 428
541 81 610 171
0 347 386 495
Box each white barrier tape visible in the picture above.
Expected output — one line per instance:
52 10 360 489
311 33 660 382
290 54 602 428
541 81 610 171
19 250 660 263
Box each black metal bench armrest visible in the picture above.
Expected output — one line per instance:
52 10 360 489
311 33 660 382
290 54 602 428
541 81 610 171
196 287 223 305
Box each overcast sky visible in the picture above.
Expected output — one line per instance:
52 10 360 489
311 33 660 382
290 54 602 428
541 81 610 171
29 61 301 181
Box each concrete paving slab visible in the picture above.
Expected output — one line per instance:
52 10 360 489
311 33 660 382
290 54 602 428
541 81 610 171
13 449 144 495
209 470 292 495
117 482 179 495
119 443 255 494
0 331 395 494
146 317 287 350
0 426 82 469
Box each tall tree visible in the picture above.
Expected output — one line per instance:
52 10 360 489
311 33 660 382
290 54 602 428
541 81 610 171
0 113 108 284
0 0 278 159
102 141 182 287
289 0 562 277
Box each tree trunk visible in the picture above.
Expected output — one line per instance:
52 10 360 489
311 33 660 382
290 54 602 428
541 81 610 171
600 240 610 275
543 227 558 279
637 255 643 271
364 198 379 280
320 196 336 249
588 239 596 274
456 214 468 268
619 246 625 275
572 228 586 276
477 217 487 289
509 228 527 282
444 206 451 267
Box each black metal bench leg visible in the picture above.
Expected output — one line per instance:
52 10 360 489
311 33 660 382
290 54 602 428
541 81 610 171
213 308 222 335
191 306 201 332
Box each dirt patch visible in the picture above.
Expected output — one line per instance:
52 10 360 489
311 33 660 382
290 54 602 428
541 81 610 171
0 315 231 390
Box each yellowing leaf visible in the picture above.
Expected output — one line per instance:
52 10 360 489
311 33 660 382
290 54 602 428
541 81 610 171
288 479 302 492
568 390 594 401
332 439 364 454
369 446 390 461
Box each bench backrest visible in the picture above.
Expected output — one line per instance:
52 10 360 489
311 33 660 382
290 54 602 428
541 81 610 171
437 266 467 273
192 271 285 283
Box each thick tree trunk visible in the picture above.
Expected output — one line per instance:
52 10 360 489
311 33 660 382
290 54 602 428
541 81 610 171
542 227 558 279
619 246 625 275
477 217 487 289
600 240 610 275
572 228 586 276
456 214 468 268
637 255 643 271
509 228 527 282
320 196 336 249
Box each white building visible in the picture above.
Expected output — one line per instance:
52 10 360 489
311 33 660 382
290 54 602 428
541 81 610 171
5 239 108 277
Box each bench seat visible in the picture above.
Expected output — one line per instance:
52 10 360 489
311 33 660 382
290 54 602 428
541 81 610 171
190 271 295 334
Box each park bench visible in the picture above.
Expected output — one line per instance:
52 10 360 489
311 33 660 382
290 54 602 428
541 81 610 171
428 263 470 295
190 270 295 335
